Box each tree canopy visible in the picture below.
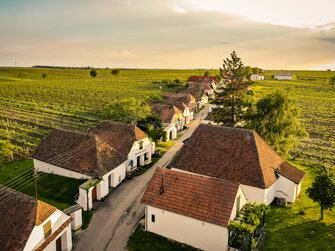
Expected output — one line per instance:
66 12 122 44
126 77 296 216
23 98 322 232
330 75 335 85
111 69 120 76
90 69 97 78
307 173 335 220
247 90 307 158
101 97 151 124
0 140 14 164
212 51 251 126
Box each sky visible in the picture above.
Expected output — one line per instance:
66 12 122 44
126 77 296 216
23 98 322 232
1 0 335 69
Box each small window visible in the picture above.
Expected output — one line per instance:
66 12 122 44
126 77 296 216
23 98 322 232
236 195 241 213
118 175 122 182
43 220 52 239
139 141 144 150
151 214 155 223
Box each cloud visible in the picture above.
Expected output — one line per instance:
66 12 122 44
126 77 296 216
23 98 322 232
172 5 186 14
121 50 138 58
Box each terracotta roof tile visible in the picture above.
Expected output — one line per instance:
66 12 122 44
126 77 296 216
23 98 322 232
0 188 37 251
141 168 239 227
151 103 183 124
36 201 57 226
188 76 217 82
169 124 304 189
276 162 306 184
33 121 146 177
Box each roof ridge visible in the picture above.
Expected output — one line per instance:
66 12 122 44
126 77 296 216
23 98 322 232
250 131 267 189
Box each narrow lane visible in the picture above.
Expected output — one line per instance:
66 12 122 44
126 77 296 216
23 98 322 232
74 105 209 251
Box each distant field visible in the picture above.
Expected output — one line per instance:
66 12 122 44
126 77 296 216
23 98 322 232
0 67 334 169
0 67 206 158
253 72 335 169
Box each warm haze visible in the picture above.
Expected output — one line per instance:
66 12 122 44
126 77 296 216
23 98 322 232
1 0 335 69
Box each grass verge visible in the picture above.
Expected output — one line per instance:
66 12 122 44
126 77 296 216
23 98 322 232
0 159 86 210
262 161 335 251
127 224 200 251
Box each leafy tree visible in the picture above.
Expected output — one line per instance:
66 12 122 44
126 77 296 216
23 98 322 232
101 97 151 124
307 173 335 220
138 114 164 142
42 74 47 79
212 51 251 126
203 71 210 77
90 69 97 78
330 75 335 85
0 140 14 164
111 69 120 77
248 90 307 158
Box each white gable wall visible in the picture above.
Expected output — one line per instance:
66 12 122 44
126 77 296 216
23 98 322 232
24 211 72 251
275 175 297 203
128 137 154 171
230 186 247 220
33 159 91 180
145 205 229 251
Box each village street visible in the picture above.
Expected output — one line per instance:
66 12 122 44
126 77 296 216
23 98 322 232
73 105 210 251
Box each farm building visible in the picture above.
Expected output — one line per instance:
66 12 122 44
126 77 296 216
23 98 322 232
151 103 185 141
274 72 297 80
0 187 72 251
250 74 265 80
33 121 155 211
161 93 197 124
178 87 209 109
168 124 305 205
142 168 246 251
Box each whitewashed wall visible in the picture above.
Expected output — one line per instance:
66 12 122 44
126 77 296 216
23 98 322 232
275 175 297 202
33 159 91 180
128 138 153 170
24 211 72 251
230 186 247 220
77 186 94 211
145 206 229 251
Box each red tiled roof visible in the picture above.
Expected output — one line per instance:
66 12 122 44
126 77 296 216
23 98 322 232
188 82 213 91
33 121 146 177
0 188 37 251
276 162 306 184
151 103 183 124
91 121 147 157
178 86 206 99
0 188 58 251
142 168 239 227
169 124 305 189
188 76 217 82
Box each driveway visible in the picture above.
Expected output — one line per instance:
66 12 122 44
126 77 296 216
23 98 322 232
74 105 210 251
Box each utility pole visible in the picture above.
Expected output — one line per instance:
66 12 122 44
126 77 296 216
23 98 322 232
33 169 39 200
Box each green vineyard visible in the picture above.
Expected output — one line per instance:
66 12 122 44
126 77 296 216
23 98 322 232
0 67 334 169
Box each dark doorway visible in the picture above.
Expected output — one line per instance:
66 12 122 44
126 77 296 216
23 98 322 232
169 131 173 140
137 156 141 167
56 237 62 251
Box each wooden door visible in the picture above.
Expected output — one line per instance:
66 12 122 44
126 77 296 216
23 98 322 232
92 186 97 201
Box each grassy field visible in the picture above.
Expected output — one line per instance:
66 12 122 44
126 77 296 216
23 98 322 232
0 67 208 158
0 159 85 210
127 224 200 251
262 161 335 251
253 71 335 169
